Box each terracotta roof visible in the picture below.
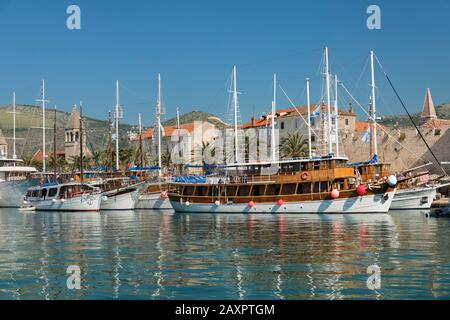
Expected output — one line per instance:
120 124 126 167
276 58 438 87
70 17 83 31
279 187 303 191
421 118 450 129
134 123 197 141
241 104 355 129
355 121 386 132
32 150 65 161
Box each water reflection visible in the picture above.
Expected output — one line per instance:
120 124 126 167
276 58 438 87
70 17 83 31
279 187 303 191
0 209 449 299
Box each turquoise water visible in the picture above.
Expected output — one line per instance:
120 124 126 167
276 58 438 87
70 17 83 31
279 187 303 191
0 209 449 300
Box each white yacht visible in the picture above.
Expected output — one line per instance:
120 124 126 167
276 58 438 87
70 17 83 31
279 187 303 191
24 182 102 212
0 158 38 208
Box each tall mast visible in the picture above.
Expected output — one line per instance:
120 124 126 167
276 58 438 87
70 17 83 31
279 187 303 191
53 105 57 181
115 80 120 171
370 50 378 160
324 47 333 155
334 74 340 157
233 65 239 163
156 73 162 176
107 110 113 174
12 92 17 160
138 112 144 167
271 73 277 162
37 80 48 172
306 78 312 159
79 103 84 184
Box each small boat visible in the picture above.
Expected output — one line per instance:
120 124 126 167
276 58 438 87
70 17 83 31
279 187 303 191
0 158 38 208
24 182 102 212
89 177 142 210
135 181 172 210
18 205 36 212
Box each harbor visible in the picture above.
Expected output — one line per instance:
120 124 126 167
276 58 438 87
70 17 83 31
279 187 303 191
1 0 450 304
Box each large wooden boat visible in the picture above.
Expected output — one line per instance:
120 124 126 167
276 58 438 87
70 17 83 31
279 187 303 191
168 157 397 214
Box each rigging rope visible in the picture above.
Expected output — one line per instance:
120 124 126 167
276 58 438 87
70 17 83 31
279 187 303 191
374 54 447 176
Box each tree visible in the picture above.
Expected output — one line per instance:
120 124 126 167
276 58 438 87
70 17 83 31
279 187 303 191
280 132 309 159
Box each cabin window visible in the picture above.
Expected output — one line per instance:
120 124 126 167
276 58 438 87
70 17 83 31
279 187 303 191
313 162 320 170
32 190 39 197
282 184 296 195
40 189 47 198
225 186 237 196
196 186 208 196
237 186 251 196
297 183 311 194
48 188 58 197
184 186 195 196
266 184 281 196
251 185 266 196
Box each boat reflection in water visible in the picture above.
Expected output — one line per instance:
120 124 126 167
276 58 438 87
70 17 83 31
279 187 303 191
1 209 450 299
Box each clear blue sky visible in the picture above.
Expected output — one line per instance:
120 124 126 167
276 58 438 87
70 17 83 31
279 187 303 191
1 0 450 126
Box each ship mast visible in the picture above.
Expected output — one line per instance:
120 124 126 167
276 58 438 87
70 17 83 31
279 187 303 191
334 74 340 157
12 92 17 160
115 80 120 171
271 73 277 162
156 73 162 176
53 105 57 182
370 50 378 160
36 80 49 172
324 47 333 155
233 65 239 163
306 78 312 159
107 110 113 175
138 112 144 167
79 103 84 184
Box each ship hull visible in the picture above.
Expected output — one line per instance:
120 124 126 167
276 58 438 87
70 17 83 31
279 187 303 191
27 193 102 212
135 192 172 210
0 180 38 208
390 186 437 210
170 190 396 214
100 189 138 210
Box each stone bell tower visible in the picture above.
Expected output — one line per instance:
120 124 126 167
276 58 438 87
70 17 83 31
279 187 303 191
65 105 91 163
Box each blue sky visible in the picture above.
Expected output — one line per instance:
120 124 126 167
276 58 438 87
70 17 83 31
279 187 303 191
1 0 450 126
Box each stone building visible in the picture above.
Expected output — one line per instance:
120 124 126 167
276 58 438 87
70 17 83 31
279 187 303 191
64 105 92 163
0 129 8 158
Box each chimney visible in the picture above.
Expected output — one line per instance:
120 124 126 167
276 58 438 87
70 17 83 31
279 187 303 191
251 117 256 127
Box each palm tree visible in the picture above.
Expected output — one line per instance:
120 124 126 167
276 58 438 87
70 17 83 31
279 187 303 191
280 132 309 159
22 155 42 170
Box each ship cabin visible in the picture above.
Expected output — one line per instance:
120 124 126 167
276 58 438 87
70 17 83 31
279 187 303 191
0 158 37 182
26 183 99 201
169 156 390 203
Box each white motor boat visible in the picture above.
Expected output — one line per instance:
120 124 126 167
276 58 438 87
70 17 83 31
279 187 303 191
24 182 102 212
0 158 38 208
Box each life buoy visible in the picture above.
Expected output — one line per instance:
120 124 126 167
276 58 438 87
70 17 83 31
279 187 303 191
301 172 309 180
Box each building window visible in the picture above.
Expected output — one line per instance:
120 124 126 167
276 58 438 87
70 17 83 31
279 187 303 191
280 121 285 130
345 119 349 126
295 119 299 129
311 118 315 127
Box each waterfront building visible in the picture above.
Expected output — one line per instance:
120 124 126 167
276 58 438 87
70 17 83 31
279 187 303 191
64 105 92 163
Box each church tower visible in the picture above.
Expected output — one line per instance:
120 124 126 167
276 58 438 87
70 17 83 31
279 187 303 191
421 88 437 124
65 105 91 163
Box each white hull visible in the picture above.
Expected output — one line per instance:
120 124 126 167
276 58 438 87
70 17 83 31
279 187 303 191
0 180 38 208
135 192 172 210
101 190 138 210
170 191 396 214
28 193 102 212
390 186 437 210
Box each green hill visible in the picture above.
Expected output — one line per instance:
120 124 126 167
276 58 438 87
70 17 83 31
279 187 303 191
0 104 133 158
378 103 450 127
162 110 226 128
